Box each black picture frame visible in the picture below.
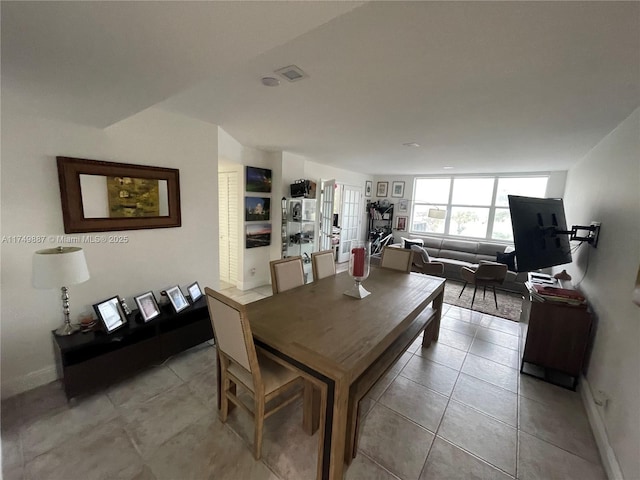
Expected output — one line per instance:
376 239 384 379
93 296 128 333
246 166 272 193
165 285 189 313
134 291 161 322
246 223 272 249
187 282 203 302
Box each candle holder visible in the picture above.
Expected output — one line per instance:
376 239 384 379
344 241 371 299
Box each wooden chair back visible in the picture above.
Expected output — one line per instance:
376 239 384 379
311 250 336 281
380 246 413 273
269 256 305 294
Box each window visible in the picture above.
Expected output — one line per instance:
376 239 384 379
411 175 548 241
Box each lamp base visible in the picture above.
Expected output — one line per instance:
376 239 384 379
344 282 371 299
55 322 80 336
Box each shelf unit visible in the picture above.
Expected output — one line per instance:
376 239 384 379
285 198 317 280
367 201 394 256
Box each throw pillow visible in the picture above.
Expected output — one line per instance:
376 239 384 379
496 251 516 271
410 244 431 263
401 237 424 249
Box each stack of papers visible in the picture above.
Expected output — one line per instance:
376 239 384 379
528 283 586 306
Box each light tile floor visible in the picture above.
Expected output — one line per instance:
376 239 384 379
2 280 606 480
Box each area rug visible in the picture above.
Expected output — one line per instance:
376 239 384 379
444 280 523 322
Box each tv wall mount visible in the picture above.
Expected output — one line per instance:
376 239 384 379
542 222 601 248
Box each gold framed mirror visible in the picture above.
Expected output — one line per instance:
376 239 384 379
57 156 181 233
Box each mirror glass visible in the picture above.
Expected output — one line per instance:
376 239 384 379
80 174 169 218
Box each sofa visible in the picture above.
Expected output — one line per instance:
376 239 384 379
398 236 527 293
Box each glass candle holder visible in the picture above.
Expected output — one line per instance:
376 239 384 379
344 240 371 299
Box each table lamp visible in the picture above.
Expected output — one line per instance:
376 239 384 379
33 246 90 336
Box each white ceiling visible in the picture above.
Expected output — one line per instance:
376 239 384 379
3 1 639 175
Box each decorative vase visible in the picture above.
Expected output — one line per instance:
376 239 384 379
344 241 371 299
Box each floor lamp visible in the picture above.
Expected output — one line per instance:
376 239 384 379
33 246 90 336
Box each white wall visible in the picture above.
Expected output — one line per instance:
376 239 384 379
560 108 640 480
1 106 219 397
218 128 282 290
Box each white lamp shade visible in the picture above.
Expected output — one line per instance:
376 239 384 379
427 208 446 220
33 247 90 289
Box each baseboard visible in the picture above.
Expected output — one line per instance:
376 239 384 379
1 365 58 399
580 375 624 480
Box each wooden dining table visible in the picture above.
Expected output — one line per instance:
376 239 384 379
240 267 445 480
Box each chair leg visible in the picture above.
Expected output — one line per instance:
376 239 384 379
471 285 478 308
492 286 498 309
254 397 265 460
458 282 468 298
483 285 487 299
220 372 230 423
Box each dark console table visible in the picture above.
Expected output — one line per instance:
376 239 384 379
53 297 213 399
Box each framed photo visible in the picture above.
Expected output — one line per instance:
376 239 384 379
376 181 388 197
166 285 189 313
187 282 203 302
93 296 127 333
398 199 408 213
134 291 161 322
246 166 272 193
245 196 270 221
365 181 372 197
396 216 407 231
246 223 271 249
391 181 405 198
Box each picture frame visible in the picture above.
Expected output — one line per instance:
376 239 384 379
134 291 161 322
376 181 388 197
245 166 272 193
93 296 128 333
398 199 408 213
396 216 407 231
365 181 372 197
391 181 405 198
166 285 189 313
246 223 272 249
245 196 271 221
187 282 203 302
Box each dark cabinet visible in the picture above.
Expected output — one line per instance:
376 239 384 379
521 292 592 390
53 297 212 399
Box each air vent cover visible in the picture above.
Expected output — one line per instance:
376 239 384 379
274 65 308 82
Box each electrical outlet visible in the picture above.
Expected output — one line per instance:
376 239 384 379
250 267 256 276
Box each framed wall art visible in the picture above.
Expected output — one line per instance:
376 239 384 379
376 181 388 197
391 181 405 198
246 223 271 248
398 199 408 213
246 166 272 193
365 181 372 197
395 216 407 231
245 196 271 221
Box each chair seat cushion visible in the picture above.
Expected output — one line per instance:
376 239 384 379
228 352 300 395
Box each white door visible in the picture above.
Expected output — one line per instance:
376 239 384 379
337 185 364 263
218 171 239 285
319 179 336 251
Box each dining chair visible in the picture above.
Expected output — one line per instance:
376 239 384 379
380 246 413 273
205 287 305 459
459 262 508 308
311 250 336 281
269 256 305 294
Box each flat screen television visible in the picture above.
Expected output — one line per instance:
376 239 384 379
508 195 572 272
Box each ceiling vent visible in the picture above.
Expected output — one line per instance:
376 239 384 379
274 65 308 82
